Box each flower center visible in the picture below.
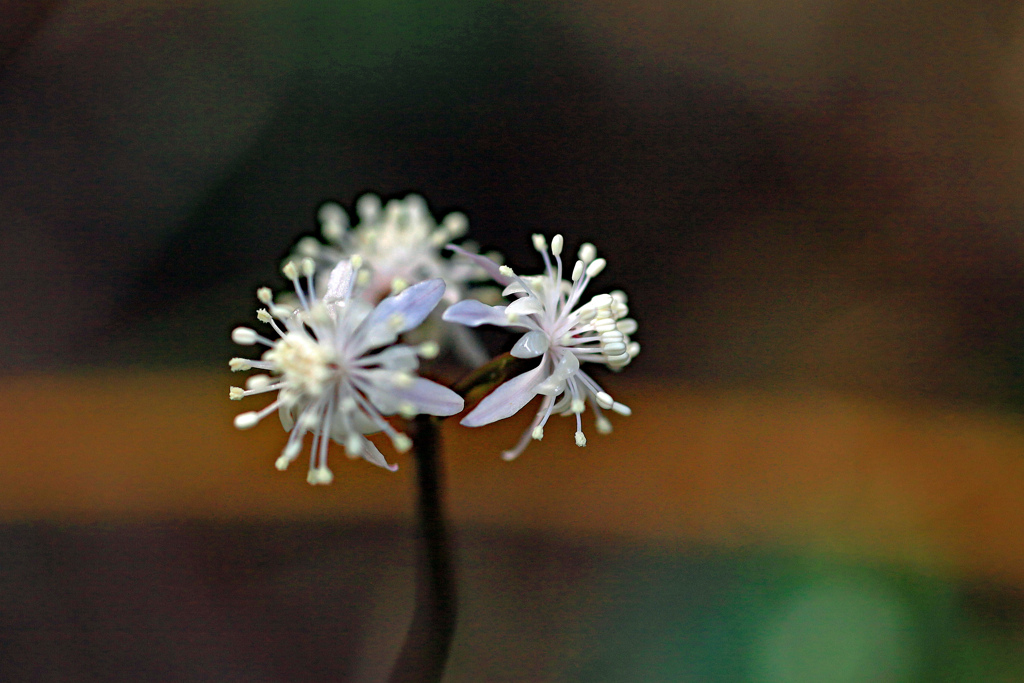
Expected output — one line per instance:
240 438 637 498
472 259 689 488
265 331 336 395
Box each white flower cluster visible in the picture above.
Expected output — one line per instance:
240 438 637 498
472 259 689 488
290 193 493 365
229 195 639 481
230 257 462 483
443 234 639 460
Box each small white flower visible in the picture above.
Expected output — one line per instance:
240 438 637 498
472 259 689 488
290 193 496 364
229 258 464 484
442 235 639 460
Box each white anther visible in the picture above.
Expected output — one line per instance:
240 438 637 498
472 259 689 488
418 341 439 359
585 258 606 278
551 234 564 256
356 194 381 221
232 327 259 345
596 392 614 409
307 467 334 485
270 305 292 319
579 243 596 263
611 290 627 303
595 416 613 434
603 342 627 355
346 434 363 457
617 319 638 335
246 375 272 390
532 234 547 252
282 262 299 280
392 434 412 453
256 309 273 323
499 265 515 277
340 397 357 412
571 399 586 414
318 202 347 241
445 213 468 238
234 412 260 430
532 426 544 440
229 358 251 372
357 270 371 287
229 387 244 400
302 258 316 277
257 287 273 304
398 402 418 419
350 254 364 270
391 277 408 294
572 260 584 282
611 402 631 416
298 411 320 429
295 237 320 257
575 431 587 447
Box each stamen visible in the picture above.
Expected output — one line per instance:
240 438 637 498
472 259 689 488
551 234 563 256
575 431 587 447
578 243 597 264
229 358 251 372
257 287 273 304
234 411 261 430
231 327 262 346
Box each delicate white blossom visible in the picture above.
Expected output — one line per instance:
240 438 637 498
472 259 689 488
229 258 464 484
290 193 496 364
442 234 639 460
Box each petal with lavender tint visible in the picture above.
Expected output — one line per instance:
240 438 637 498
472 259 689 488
443 300 513 328
447 244 513 286
510 330 549 358
461 363 546 427
355 436 399 471
354 278 446 352
356 371 464 417
535 352 580 395
505 296 543 318
359 344 420 372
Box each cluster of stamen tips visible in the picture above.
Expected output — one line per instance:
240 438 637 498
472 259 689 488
574 292 638 370
227 256 423 484
292 194 469 298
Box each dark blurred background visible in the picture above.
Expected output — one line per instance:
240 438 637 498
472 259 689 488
5 0 1024 407
5 0 1024 680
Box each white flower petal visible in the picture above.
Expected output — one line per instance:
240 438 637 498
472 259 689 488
442 300 516 328
536 352 580 395
323 260 355 302
360 345 420 372
351 435 398 471
461 363 546 427
357 371 464 417
505 296 544 317
354 278 446 352
510 330 550 359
